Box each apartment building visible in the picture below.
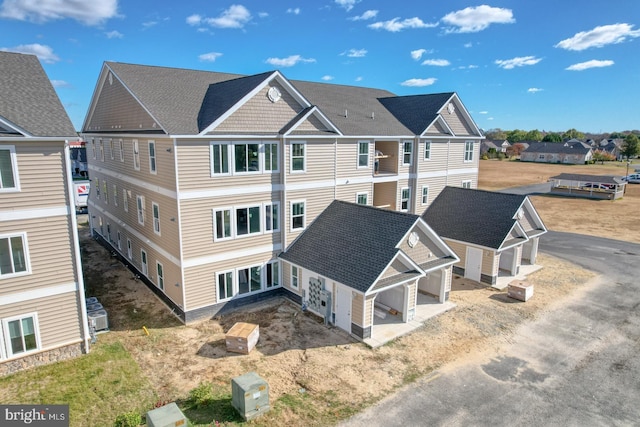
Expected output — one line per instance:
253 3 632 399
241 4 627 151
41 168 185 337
0 52 90 375
81 61 483 325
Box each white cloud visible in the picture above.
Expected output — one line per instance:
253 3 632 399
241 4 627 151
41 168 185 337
286 8 300 15
528 88 543 93
321 75 334 81
51 80 70 88
479 111 489 114
350 10 377 21
555 23 640 51
342 48 367 58
459 64 478 69
258 12 268 18
411 49 432 60
355 76 363 82
495 56 542 69
369 17 438 32
105 30 123 39
204 4 251 29
464 42 473 48
566 59 614 71
0 0 118 25
199 52 223 62
442 5 514 33
186 14 202 26
401 78 437 87
265 55 316 67
1 43 59 63
335 0 359 12
421 59 450 66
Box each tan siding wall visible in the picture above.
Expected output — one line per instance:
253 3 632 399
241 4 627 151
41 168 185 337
2 141 68 210
351 292 364 326
519 206 538 232
336 140 373 179
442 107 476 136
398 227 447 264
447 240 498 278
373 181 397 209
285 140 336 184
448 141 480 172
280 261 302 296
418 140 450 173
0 216 77 298
381 259 408 280
425 120 449 135
364 295 374 328
214 82 304 133
85 75 158 132
0 292 83 350
296 115 328 132
335 182 372 204
284 187 334 245
407 283 417 312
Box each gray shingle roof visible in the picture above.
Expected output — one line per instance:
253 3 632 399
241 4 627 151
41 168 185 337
0 51 77 137
523 142 591 155
378 93 454 135
549 173 624 184
422 186 526 250
279 200 420 293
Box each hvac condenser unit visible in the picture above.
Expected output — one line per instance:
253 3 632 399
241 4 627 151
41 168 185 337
88 309 109 332
86 302 103 313
85 296 99 305
146 402 187 427
231 372 270 421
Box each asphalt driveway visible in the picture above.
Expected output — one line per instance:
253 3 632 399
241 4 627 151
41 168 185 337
341 231 640 426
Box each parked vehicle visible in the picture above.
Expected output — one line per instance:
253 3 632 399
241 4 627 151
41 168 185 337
73 180 90 212
622 173 640 184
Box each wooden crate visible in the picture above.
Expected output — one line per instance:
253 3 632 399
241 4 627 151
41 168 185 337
507 281 534 302
226 322 259 354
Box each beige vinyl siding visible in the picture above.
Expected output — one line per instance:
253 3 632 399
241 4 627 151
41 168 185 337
280 260 301 295
407 283 417 313
285 187 334 243
453 173 477 188
372 181 397 209
351 292 364 327
85 74 158 132
86 137 177 190
336 140 372 179
335 182 372 204
519 207 537 232
295 114 329 132
213 82 304 133
180 192 282 260
397 227 447 264
176 139 281 191
364 295 374 328
380 259 409 280
0 291 83 351
448 141 480 170
441 106 476 136
2 141 68 211
424 120 450 135
416 176 447 209
419 140 449 173
285 139 336 183
0 216 77 298
183 252 281 311
396 178 411 211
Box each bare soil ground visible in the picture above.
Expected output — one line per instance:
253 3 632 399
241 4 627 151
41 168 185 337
479 160 640 244
80 222 595 426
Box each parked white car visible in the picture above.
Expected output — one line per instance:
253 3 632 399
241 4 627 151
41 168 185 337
622 173 640 184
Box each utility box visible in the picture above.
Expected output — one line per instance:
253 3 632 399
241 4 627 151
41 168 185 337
146 402 187 427
231 372 270 421
226 322 259 354
508 281 534 302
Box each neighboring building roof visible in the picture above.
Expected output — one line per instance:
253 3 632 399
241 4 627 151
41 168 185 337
279 200 420 293
377 93 454 135
0 51 77 137
549 173 625 184
522 142 591 155
422 186 528 250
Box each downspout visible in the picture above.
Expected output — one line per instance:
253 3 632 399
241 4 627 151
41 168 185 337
445 139 451 186
173 138 187 318
64 140 91 353
281 136 287 250
334 137 338 200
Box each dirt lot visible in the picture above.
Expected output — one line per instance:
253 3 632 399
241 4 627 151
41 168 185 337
479 160 640 244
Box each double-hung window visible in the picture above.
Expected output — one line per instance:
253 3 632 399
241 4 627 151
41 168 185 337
148 141 157 174
234 143 260 173
133 139 140 170
358 141 369 167
117 139 124 162
291 265 299 288
424 141 431 160
264 143 278 172
123 190 129 212
152 202 161 235
91 140 96 159
356 193 368 205
136 195 145 225
94 178 100 198
4 314 39 357
422 186 429 205
291 143 305 172
236 206 261 236
464 141 474 162
126 238 132 259
211 143 230 175
156 262 164 291
264 202 279 233
291 201 305 230
98 140 104 161
401 188 411 211
0 233 29 277
462 180 472 189
0 145 19 191
113 185 118 206
102 180 108 202
403 141 413 165
213 208 232 240
109 140 114 160
141 249 148 276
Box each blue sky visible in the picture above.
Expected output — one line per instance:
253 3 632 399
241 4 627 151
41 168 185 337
1 0 639 134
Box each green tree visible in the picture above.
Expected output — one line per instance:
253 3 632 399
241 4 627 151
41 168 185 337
542 132 562 142
484 128 507 140
562 128 584 140
621 133 640 160
506 129 527 142
609 132 626 139
525 129 543 141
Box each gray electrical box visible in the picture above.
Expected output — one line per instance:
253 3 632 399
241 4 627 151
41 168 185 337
231 372 270 421
146 402 187 427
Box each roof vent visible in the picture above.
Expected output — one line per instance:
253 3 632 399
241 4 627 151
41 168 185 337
345 109 348 118
371 112 375 120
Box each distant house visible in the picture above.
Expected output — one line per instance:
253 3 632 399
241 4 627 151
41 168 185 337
0 52 90 375
422 187 547 286
481 140 510 155
520 142 592 164
279 200 459 343
596 138 623 161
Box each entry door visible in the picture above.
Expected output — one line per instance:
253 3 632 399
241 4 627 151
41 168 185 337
335 285 351 332
465 247 483 282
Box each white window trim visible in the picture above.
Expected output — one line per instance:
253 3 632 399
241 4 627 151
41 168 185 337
400 187 411 212
126 238 132 260
0 232 31 279
117 231 122 250
91 140 96 160
213 207 234 241
462 180 472 189
402 141 413 166
356 192 368 205
234 204 262 238
232 142 261 175
156 261 164 291
464 140 474 163
216 269 235 302
0 145 20 192
102 180 108 203
148 140 157 174
263 201 280 234
133 139 140 171
0 326 4 360
290 142 306 173
291 265 299 289
123 190 129 212
98 139 104 162
290 200 306 231
152 202 161 235
210 142 231 177
236 263 263 296
421 186 429 205
357 141 369 168
136 195 145 226
266 260 280 289
424 140 432 160
263 142 279 173
141 249 148 277
113 185 118 207
2 312 41 358
109 140 114 160
118 139 124 162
